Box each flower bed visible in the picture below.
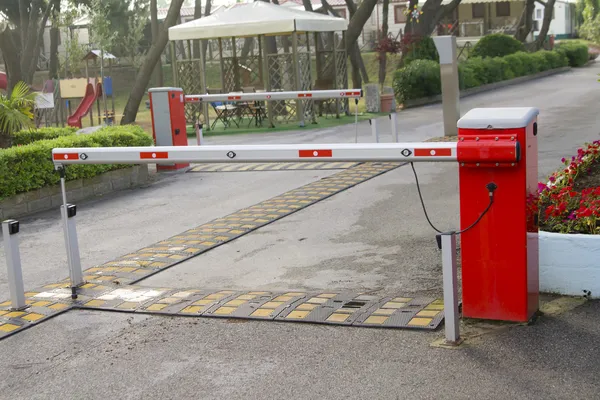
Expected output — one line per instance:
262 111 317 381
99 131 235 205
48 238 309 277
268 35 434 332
537 140 600 297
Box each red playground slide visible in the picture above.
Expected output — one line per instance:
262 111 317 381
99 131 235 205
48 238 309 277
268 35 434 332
67 83 98 128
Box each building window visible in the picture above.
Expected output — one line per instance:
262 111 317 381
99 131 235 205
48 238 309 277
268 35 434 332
333 8 346 19
394 5 407 23
496 2 510 17
472 3 485 18
536 9 542 19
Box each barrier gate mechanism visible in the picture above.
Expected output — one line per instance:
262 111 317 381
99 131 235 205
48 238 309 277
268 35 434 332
52 107 539 345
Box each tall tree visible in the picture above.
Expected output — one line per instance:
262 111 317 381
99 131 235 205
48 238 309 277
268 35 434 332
534 0 558 49
0 0 57 90
121 0 185 124
378 0 390 88
151 0 164 86
48 0 61 79
514 0 535 42
343 0 378 88
403 0 461 37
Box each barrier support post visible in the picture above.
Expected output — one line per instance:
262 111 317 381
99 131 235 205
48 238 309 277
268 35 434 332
58 168 83 297
196 122 203 146
433 36 459 137
440 231 461 345
2 219 27 310
389 112 398 142
369 119 378 143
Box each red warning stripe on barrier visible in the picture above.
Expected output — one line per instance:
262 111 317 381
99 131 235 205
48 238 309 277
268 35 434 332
227 96 242 100
140 152 169 159
53 153 79 160
414 148 452 157
299 149 333 158
345 91 361 96
298 93 313 98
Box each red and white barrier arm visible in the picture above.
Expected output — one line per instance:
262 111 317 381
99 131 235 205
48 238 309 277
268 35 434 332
185 89 362 104
52 141 520 166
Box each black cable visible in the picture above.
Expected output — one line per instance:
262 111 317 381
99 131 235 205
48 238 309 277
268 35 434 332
410 162 495 236
410 162 443 234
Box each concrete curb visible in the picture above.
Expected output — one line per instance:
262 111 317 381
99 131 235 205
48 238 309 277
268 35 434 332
404 66 573 109
0 165 149 220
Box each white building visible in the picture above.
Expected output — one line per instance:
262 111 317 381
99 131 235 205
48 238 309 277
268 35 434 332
533 0 577 39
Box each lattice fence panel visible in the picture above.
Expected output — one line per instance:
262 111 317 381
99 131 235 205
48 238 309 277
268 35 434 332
177 60 204 123
336 50 349 114
268 53 295 123
298 52 313 121
238 55 263 88
221 57 236 92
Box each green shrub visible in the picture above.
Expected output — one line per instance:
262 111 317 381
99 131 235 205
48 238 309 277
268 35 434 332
11 127 77 146
403 36 439 65
0 125 153 199
555 42 589 67
530 51 551 72
393 59 441 103
458 64 481 90
470 33 525 58
538 50 568 69
461 57 490 84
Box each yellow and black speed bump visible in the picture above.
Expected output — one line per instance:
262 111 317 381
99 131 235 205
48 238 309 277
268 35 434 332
74 287 445 330
188 162 360 173
74 162 403 287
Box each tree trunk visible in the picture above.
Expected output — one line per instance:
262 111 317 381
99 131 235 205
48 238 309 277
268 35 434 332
27 0 55 83
20 0 41 83
202 0 212 61
379 0 390 88
48 0 60 79
342 0 373 87
0 28 23 91
514 0 535 42
405 0 462 37
121 0 185 125
193 0 202 58
535 0 557 49
151 0 164 86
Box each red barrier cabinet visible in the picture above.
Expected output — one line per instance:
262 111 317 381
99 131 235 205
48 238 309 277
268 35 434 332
458 107 539 322
148 87 189 171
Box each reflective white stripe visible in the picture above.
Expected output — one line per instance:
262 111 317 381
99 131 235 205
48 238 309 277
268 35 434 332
185 89 362 103
52 143 458 165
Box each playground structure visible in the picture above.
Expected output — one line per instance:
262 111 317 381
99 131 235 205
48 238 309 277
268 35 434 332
168 2 349 130
31 51 117 129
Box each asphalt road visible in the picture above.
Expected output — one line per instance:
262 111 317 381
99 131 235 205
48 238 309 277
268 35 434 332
1 62 599 399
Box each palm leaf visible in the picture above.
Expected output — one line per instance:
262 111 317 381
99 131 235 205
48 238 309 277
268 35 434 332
0 81 37 136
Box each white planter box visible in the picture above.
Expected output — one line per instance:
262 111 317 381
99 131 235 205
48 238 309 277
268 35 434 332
539 231 600 298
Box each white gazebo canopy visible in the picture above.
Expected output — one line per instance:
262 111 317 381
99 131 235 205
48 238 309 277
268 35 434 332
168 1 348 41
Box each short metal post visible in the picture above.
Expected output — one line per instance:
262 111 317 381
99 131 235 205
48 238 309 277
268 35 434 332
389 112 398 143
354 98 359 143
2 220 27 310
58 168 83 296
441 232 460 344
369 119 378 143
196 122 204 145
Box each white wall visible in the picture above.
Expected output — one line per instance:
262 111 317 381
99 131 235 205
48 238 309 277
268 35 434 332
533 0 576 37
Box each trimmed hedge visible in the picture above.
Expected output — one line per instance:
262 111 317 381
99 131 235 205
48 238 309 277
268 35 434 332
554 42 589 67
11 127 77 146
470 33 525 58
393 49 570 103
0 125 153 199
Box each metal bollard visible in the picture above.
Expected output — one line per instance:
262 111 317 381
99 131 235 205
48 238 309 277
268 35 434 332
440 232 461 345
389 112 398 143
60 204 83 294
369 119 379 143
196 121 204 146
2 220 26 310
